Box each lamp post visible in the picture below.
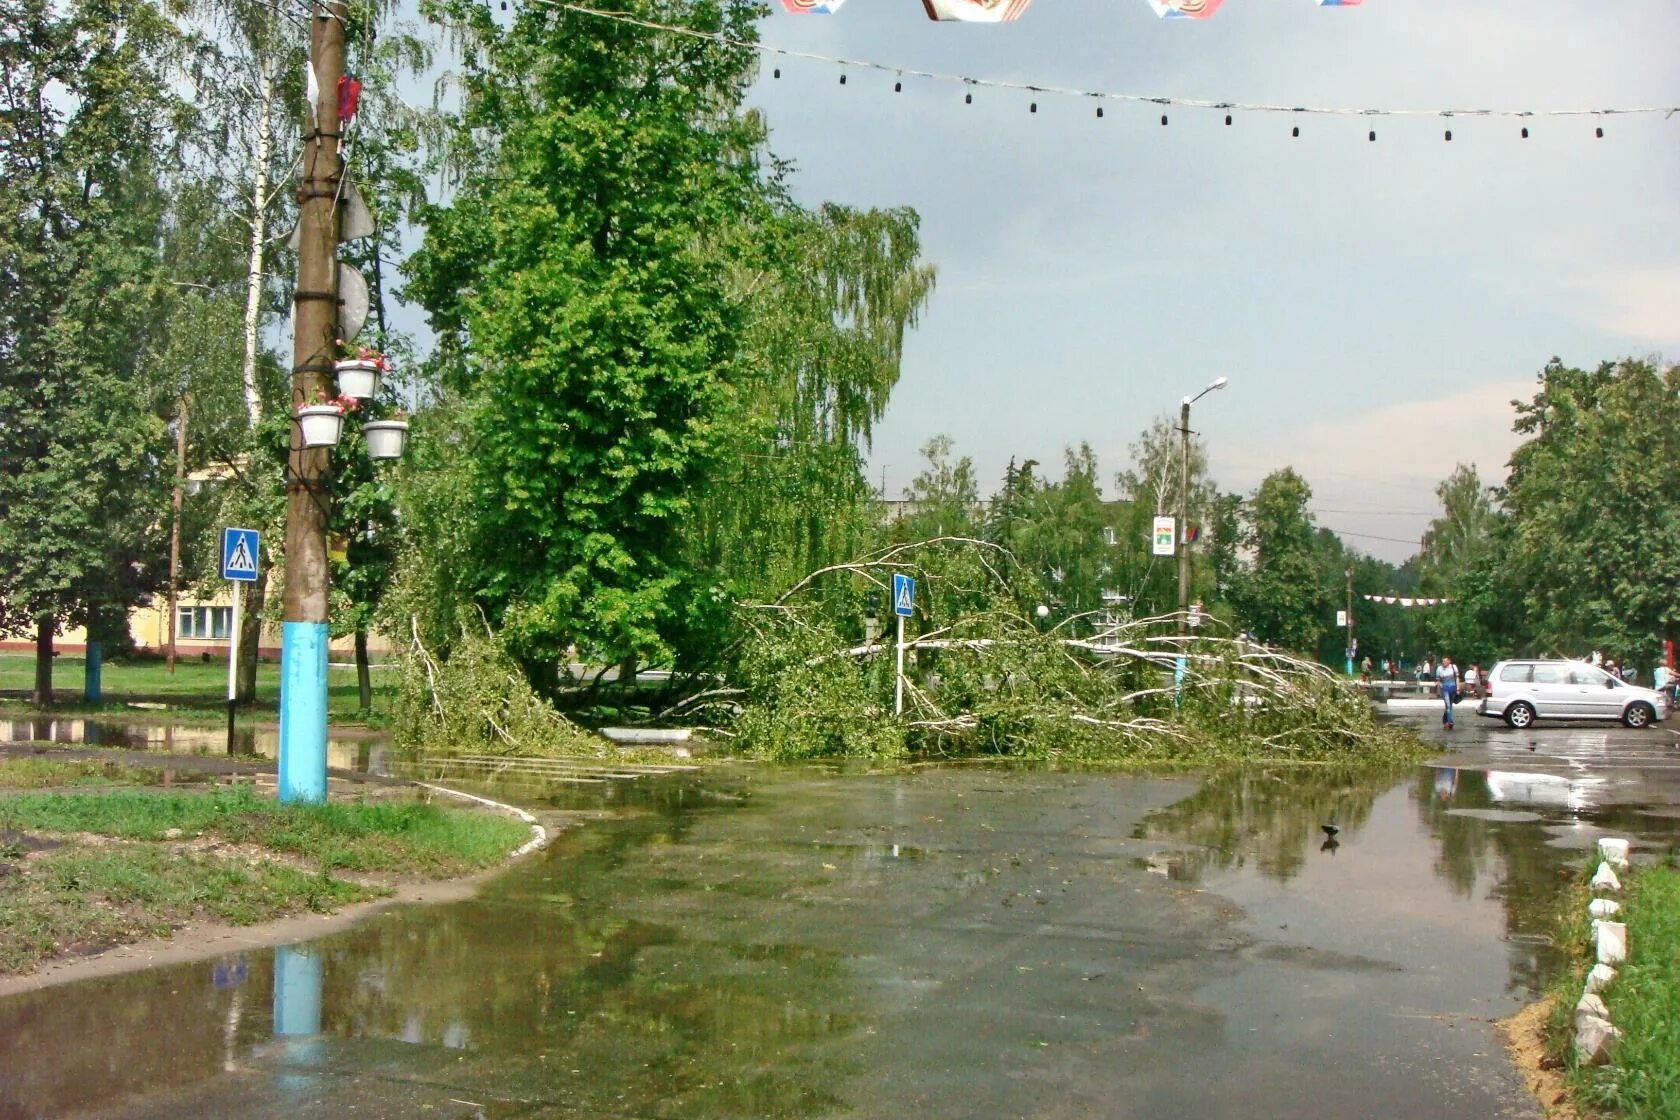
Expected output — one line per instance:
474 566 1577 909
1176 376 1227 617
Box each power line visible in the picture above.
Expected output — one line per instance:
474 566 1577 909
1319 525 1422 546
526 1 1680 126
1310 507 1439 517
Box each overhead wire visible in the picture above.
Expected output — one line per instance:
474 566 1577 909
520 0 1680 125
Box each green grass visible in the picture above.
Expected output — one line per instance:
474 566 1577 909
0 651 394 727
1574 858 1680 1118
0 759 219 790
0 786 532 874
0 841 379 974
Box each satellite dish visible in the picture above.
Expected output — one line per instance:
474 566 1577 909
341 179 375 242
283 177 373 248
337 262 369 342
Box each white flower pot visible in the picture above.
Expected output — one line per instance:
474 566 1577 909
363 419 409 460
334 358 382 400
298 405 345 448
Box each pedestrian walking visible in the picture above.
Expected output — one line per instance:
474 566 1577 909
1463 663 1479 700
1437 656 1459 729
1360 655 1372 682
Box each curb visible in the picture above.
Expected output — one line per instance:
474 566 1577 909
1574 836 1632 1065
416 781 548 859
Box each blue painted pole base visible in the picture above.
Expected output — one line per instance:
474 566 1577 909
83 641 101 704
278 621 329 804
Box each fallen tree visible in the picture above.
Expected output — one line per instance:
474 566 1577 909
391 538 1413 765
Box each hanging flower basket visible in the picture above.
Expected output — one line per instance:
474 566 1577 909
363 419 409 461
297 403 347 448
334 358 382 400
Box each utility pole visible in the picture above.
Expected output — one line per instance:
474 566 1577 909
277 0 347 804
1345 566 1355 677
1176 398 1191 617
1174 378 1228 614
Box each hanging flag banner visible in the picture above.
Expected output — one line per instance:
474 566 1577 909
922 0 1035 22
1362 594 1451 607
1145 0 1223 19
780 0 847 11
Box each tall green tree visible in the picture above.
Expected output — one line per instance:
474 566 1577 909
406 0 765 681
895 435 980 542
1499 357 1680 664
1231 468 1330 654
0 0 184 700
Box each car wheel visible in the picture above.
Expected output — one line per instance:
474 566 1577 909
1623 702 1655 729
1505 701 1536 729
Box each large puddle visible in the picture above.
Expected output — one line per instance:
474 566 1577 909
4 758 1679 1118
2 717 379 772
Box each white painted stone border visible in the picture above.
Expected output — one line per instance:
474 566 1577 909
1574 837 1632 1066
418 781 548 859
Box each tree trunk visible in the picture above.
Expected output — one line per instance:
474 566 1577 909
618 656 638 690
236 563 268 704
32 617 53 707
239 46 275 428
355 628 371 712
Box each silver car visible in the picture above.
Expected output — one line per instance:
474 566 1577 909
1478 659 1669 729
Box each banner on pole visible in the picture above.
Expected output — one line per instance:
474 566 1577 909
1151 516 1176 557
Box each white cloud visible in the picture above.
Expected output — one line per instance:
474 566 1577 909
1578 267 1680 349
1213 379 1532 562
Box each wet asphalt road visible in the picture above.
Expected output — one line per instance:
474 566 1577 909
6 716 1680 1119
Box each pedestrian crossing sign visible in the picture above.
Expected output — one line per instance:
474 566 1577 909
222 528 260 582
892 573 915 618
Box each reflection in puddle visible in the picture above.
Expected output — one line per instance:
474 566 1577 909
3 718 376 772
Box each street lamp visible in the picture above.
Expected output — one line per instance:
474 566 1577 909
1177 377 1227 617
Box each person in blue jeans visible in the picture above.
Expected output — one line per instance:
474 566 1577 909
1436 656 1459 729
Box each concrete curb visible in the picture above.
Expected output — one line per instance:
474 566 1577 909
416 781 548 859
1574 836 1633 1065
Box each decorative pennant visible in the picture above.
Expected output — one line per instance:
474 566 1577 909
1316 0 1362 5
1145 0 1223 19
1362 594 1451 607
780 0 847 11
922 0 1035 22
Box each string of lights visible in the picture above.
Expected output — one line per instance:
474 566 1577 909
528 0 1678 137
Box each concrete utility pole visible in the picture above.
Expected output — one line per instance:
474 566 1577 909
278 0 347 803
1176 397 1191 617
1176 377 1228 617
1345 566 1355 676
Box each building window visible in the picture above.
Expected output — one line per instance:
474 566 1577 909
178 606 232 640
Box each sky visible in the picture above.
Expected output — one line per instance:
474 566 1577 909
740 0 1680 562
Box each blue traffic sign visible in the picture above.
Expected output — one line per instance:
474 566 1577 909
892 573 915 618
222 528 260 582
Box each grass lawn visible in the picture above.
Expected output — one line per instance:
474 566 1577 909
0 651 394 727
0 783 534 975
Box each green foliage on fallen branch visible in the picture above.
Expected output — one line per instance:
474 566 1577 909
731 610 906 762
724 538 1414 765
391 625 601 759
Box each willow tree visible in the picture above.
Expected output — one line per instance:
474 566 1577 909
686 202 937 610
407 0 764 681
